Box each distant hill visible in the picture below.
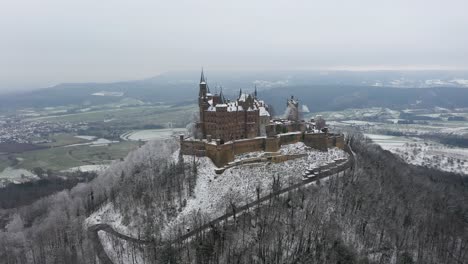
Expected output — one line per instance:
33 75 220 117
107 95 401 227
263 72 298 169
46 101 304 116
0 79 199 110
260 85 468 113
2 71 468 112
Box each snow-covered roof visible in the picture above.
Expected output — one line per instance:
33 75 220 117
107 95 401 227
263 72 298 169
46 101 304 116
238 93 251 102
259 106 270 116
216 104 228 107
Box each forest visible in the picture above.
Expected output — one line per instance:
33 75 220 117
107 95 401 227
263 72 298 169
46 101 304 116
0 133 466 264
0 171 97 209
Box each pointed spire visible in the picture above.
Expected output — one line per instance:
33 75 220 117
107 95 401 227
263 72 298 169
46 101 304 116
200 68 205 83
219 87 225 104
254 84 257 98
239 88 242 98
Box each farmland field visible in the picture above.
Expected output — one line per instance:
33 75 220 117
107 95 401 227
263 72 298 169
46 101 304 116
365 133 468 175
27 103 197 129
121 128 187 141
0 141 140 172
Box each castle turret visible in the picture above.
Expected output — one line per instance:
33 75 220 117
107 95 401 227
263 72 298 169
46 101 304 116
199 68 207 98
286 95 299 122
198 69 209 138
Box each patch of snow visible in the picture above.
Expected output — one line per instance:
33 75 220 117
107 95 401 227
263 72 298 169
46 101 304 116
86 203 131 234
75 135 97 141
66 138 118 147
98 231 144 264
0 168 38 187
121 128 186 141
62 164 109 173
92 91 124 97
366 133 468 175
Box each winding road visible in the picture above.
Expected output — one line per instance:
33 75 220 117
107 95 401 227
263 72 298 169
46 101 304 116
88 143 356 263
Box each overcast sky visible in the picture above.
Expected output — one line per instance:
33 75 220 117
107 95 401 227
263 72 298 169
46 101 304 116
1 0 467 91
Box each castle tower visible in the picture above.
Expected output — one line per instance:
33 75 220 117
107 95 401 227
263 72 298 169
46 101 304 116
199 69 207 97
286 95 299 121
198 69 209 138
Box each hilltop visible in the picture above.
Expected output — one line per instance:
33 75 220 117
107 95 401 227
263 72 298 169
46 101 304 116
0 133 466 263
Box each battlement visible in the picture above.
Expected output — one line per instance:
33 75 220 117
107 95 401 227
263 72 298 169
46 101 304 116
180 132 344 167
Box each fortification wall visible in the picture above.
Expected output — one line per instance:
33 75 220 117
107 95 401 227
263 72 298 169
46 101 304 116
265 137 280 152
278 132 302 145
205 143 234 167
180 132 345 167
327 133 345 149
232 138 265 155
180 140 206 156
303 133 328 150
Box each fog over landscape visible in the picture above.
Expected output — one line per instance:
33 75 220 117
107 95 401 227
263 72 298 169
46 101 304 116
1 0 468 91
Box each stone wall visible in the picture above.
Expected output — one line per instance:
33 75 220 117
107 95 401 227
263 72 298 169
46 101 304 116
180 140 206 156
205 143 234 167
327 133 345 149
180 132 345 167
279 133 302 145
265 137 280 152
303 133 328 151
232 138 265 155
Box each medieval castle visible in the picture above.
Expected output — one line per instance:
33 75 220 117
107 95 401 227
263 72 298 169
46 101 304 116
181 70 344 169
196 70 270 142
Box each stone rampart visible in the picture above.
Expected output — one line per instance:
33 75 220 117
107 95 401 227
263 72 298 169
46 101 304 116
180 132 345 167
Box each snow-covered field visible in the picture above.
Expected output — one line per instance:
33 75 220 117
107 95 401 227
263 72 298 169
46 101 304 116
75 135 96 140
0 167 38 187
120 128 186 141
366 134 468 175
62 164 110 173
66 138 118 147
364 134 419 149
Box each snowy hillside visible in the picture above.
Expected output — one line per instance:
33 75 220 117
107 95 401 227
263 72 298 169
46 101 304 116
85 141 348 242
162 142 348 239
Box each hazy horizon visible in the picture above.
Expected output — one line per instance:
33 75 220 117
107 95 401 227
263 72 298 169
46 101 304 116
2 0 468 91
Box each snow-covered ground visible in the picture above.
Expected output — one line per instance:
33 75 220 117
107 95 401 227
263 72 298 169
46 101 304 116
0 167 38 187
75 135 96 140
161 142 348 239
86 203 131 235
120 128 186 141
65 138 118 147
62 164 110 173
366 134 468 175
98 231 144 264
85 141 348 246
364 134 420 149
